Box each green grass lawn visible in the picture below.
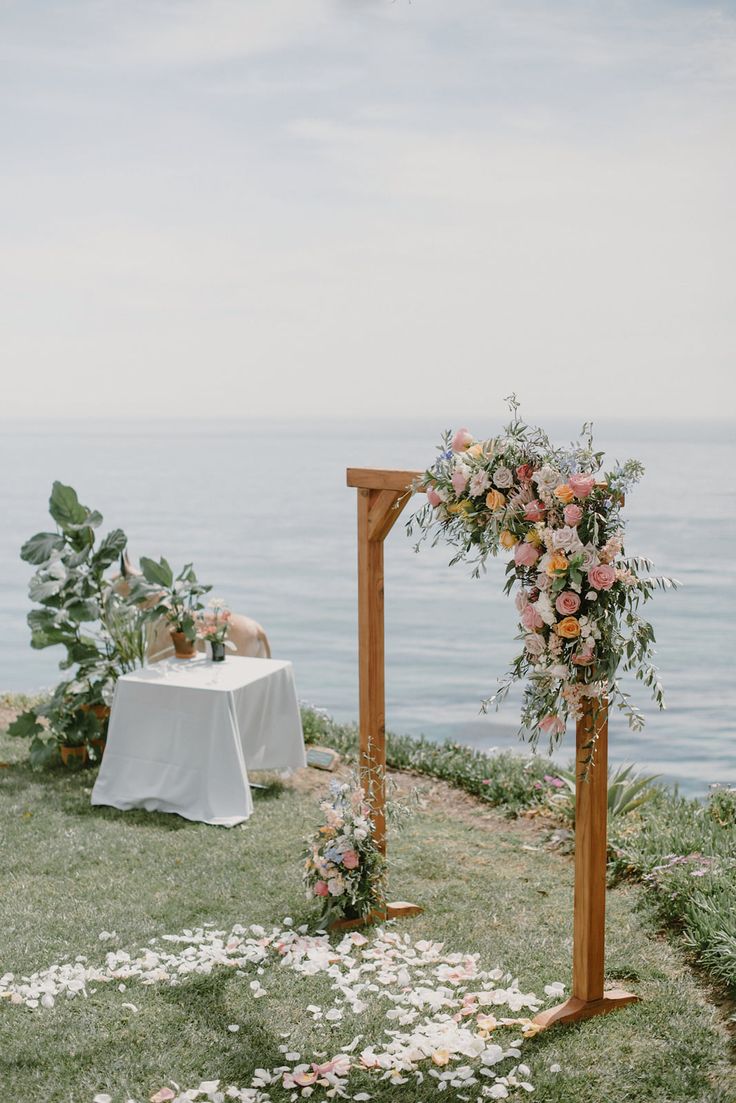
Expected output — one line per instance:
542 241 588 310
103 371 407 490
1 728 734 1103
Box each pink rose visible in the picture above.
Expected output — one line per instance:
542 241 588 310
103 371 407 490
451 468 469 494
314 880 329 897
539 715 565 737
451 427 473 452
341 850 359 870
514 542 539 568
563 504 583 526
572 641 595 665
524 500 546 522
426 486 442 507
568 474 596 498
521 604 544 630
588 563 616 591
555 591 581 616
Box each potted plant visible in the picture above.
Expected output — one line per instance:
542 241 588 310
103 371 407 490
131 558 211 659
10 482 146 765
196 599 234 662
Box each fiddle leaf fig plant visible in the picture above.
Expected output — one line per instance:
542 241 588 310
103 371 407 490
11 482 146 764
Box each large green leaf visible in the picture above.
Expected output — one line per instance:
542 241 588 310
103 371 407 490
30 626 73 649
28 575 65 602
20 531 66 565
49 482 88 530
7 710 44 739
65 598 100 623
140 556 174 588
92 528 127 571
29 736 60 768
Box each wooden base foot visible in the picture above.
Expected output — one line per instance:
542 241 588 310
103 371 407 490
386 900 422 919
328 901 422 931
532 989 640 1030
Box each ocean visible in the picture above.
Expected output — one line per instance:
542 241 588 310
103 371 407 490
1 417 733 796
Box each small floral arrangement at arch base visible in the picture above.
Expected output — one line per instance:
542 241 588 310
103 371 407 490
408 396 678 751
303 780 386 925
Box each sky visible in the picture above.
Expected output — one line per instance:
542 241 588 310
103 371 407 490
1 0 735 421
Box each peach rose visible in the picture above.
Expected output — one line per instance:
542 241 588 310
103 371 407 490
514 542 539 568
546 551 568 576
499 529 518 548
556 615 581 638
568 473 597 498
524 500 546 522
555 591 581 616
563 503 583 526
588 563 616 591
553 483 575 504
451 427 473 452
485 489 506 511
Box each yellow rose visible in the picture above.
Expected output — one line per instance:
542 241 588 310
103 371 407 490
467 442 485 459
499 529 518 548
485 489 506 511
546 551 568 576
554 483 575 504
556 615 581 639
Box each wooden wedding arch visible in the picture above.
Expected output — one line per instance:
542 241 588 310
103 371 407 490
347 466 639 1030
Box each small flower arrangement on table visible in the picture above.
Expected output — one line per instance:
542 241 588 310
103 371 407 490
303 780 386 926
196 599 234 662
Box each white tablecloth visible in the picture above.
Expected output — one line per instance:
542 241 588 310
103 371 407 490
91 656 305 826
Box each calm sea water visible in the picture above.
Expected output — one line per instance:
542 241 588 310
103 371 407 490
0 418 734 796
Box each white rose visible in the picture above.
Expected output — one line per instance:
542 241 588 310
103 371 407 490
579 544 600 571
493 465 514 489
532 464 562 494
535 592 557 626
469 469 490 497
524 634 546 657
551 526 584 554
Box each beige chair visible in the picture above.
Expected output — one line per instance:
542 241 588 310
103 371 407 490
112 554 271 663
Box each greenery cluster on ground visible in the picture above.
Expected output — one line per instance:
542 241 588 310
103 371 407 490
0 716 734 1103
302 706 736 996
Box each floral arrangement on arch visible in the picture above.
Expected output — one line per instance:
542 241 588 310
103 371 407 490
303 780 386 924
408 397 677 747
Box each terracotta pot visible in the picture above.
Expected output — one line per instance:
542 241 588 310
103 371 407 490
81 704 111 721
90 737 106 760
60 744 89 768
170 630 197 659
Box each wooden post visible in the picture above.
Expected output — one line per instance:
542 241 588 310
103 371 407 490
347 468 422 922
533 697 639 1028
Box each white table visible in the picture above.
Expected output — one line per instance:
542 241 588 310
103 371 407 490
91 656 306 827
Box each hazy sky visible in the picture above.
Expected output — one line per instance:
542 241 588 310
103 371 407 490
2 0 735 420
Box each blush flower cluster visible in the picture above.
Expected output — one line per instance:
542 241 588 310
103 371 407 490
410 398 676 745
303 781 385 923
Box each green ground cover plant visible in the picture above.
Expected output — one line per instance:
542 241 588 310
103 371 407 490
0 716 734 1103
